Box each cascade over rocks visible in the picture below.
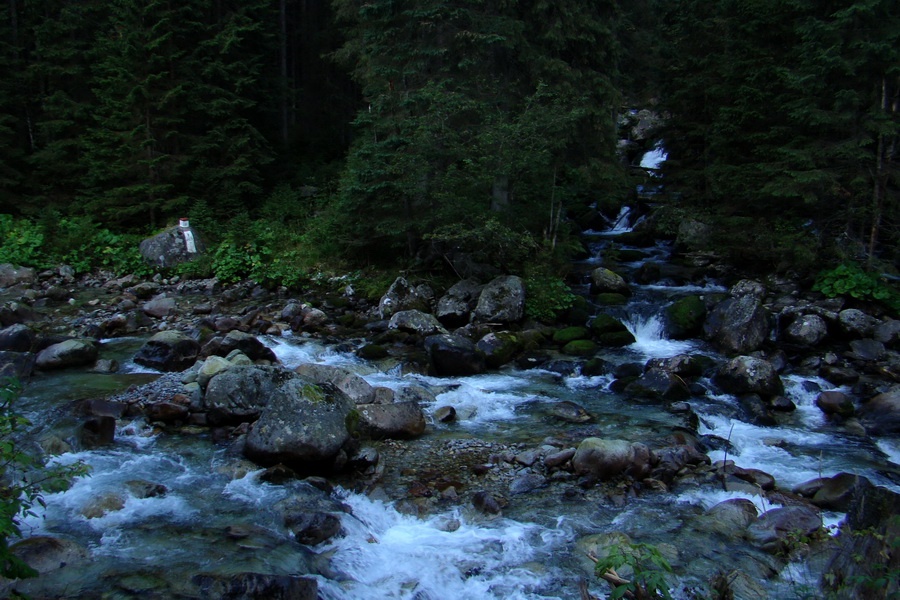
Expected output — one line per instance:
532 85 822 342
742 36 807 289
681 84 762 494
473 275 525 323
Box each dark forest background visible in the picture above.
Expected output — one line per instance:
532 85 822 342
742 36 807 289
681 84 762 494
0 0 897 292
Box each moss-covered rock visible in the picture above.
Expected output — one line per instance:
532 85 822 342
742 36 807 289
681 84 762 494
582 357 613 376
562 339 597 356
553 326 590 345
595 293 628 306
590 314 629 336
357 344 388 360
665 295 706 339
597 331 636 347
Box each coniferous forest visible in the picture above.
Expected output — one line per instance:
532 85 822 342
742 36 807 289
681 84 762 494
0 0 898 286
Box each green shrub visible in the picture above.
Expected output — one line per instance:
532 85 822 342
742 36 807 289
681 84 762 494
594 542 674 600
0 378 89 580
0 215 46 267
814 263 900 314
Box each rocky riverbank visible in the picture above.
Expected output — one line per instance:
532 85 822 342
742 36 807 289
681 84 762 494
1 255 899 599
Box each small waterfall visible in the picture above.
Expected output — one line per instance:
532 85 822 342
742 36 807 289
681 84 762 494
640 147 667 170
623 313 696 358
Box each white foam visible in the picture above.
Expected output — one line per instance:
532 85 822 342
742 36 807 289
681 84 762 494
876 438 900 466
317 492 568 600
624 314 697 359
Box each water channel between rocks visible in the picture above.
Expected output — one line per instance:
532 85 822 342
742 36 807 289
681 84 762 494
10 222 900 600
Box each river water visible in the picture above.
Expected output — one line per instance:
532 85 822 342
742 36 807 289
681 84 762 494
9 213 900 599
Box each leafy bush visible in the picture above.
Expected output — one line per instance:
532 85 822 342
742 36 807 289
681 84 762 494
525 272 575 322
814 263 900 313
0 215 46 267
210 218 308 289
0 378 89 580
593 542 675 600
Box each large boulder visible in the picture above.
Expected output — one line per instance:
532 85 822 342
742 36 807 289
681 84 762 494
139 222 206 268
0 323 36 352
665 295 706 339
625 368 691 401
784 313 828 346
714 356 784 397
0 351 36 379
571 437 651 480
858 389 900 435
294 363 375 405
354 402 426 439
590 267 630 296
133 330 201 372
424 334 486 376
205 365 299 425
703 295 770 355
0 263 35 288
435 279 483 327
244 378 354 472
378 277 433 319
473 275 526 323
745 505 822 553
0 301 40 326
838 308 879 338
388 310 447 336
141 297 176 318
34 339 99 371
475 332 524 369
8 535 89 575
201 331 278 363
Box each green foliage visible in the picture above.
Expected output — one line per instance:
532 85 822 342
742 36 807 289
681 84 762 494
0 378 90 580
428 218 539 275
210 218 307 289
525 272 576 323
814 263 900 313
594 542 674 600
0 215 46 267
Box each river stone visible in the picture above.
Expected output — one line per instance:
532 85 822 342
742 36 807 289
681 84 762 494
824 485 900 600
244 378 354 472
874 318 900 348
378 276 432 319
285 511 342 545
590 314 635 346
0 263 35 287
731 279 766 298
354 401 426 439
202 331 278 363
295 363 375 405
544 448 576 468
205 365 300 425
546 401 592 423
473 275 526 323
388 309 447 335
35 339 99 370
816 391 854 417
589 267 630 296
838 308 879 338
857 389 900 435
625 368 691 401
562 339 597 356
8 536 89 574
696 499 759 537
745 505 822 553
0 301 39 326
141 297 176 318
475 332 523 369
714 356 783 397
197 355 232 389
784 313 828 346
553 326 590 345
665 295 706 339
434 405 456 423
193 573 317 600
0 323 36 352
134 330 200 372
0 350 36 379
509 473 546 495
572 438 651 480
703 295 770 355
424 334 485 376
472 491 502 515
139 224 206 268
811 472 872 512
848 338 885 362
435 278 483 327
